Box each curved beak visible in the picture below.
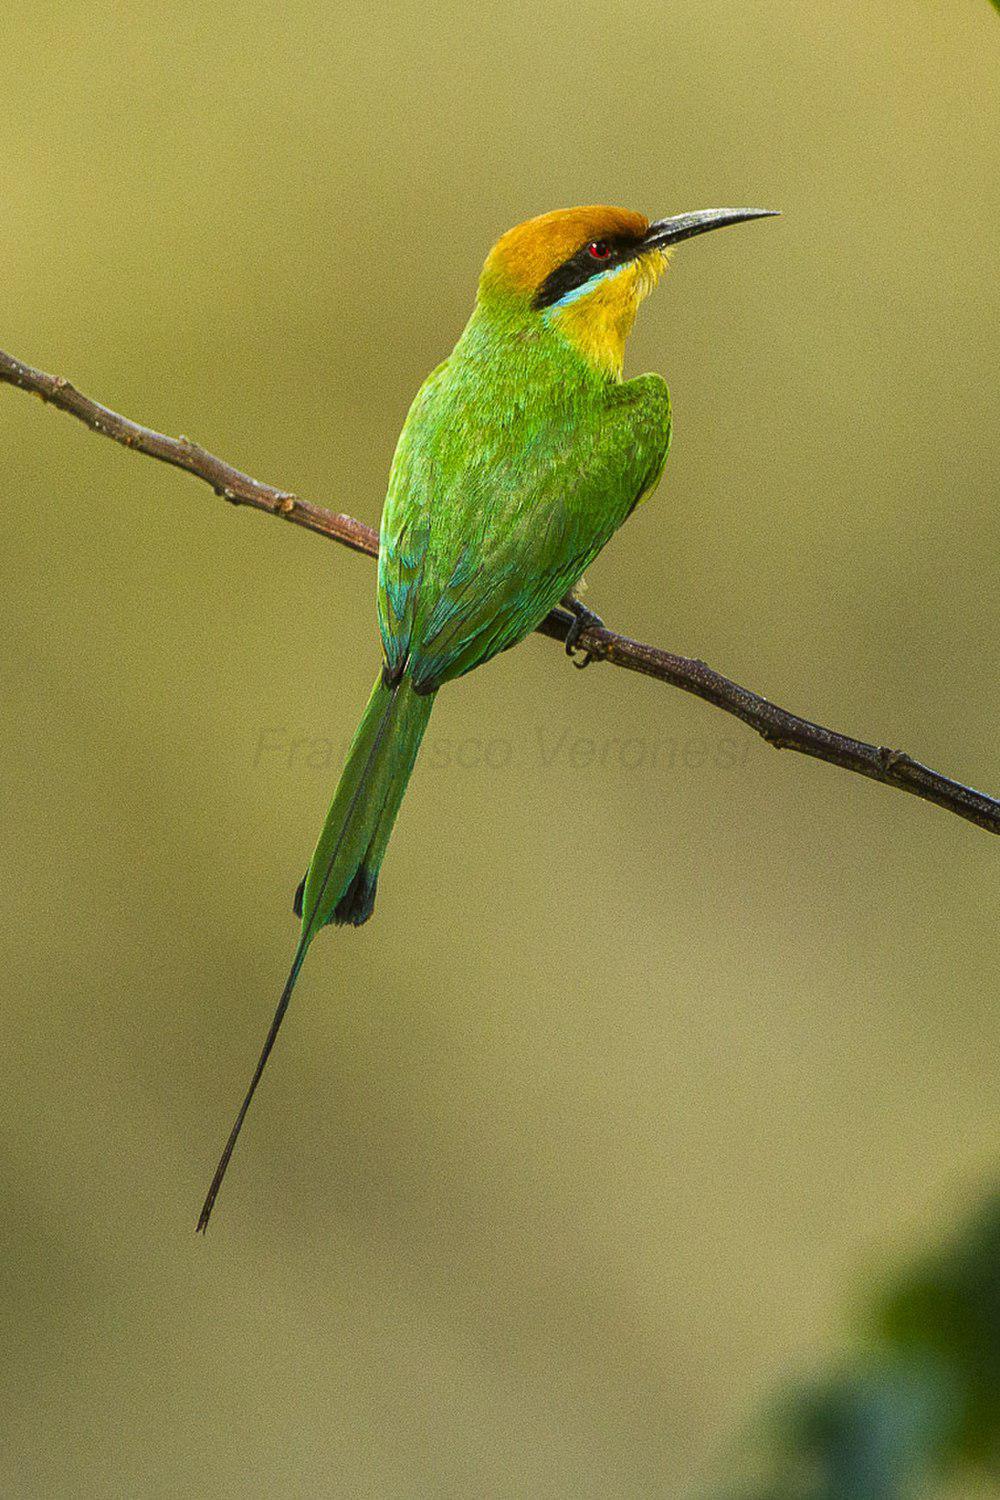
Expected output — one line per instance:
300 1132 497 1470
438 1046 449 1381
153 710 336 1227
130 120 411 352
642 207 780 251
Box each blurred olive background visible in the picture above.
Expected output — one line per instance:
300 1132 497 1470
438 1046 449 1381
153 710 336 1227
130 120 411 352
1 1 998 1495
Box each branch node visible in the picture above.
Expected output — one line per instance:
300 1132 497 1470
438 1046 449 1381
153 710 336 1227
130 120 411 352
879 747 907 774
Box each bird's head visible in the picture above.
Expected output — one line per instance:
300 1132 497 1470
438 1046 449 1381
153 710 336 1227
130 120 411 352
480 204 777 377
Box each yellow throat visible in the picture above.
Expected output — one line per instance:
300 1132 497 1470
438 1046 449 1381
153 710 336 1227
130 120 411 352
548 250 668 379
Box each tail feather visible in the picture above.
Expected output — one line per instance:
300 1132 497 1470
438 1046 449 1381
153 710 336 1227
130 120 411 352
298 672 435 931
197 669 435 1231
196 939 307 1233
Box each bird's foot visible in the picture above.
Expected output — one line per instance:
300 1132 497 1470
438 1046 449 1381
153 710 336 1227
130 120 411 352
561 595 605 669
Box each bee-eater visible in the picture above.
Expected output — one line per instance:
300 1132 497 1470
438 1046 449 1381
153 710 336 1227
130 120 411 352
197 202 777 1229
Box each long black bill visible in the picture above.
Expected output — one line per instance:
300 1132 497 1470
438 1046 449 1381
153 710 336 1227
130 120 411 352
642 207 779 251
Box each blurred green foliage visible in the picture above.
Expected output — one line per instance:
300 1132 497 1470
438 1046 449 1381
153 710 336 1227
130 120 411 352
880 1200 1000 1471
715 1193 1000 1498
1 0 997 1495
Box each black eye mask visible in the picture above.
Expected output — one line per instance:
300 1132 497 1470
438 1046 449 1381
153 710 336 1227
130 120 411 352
532 236 644 312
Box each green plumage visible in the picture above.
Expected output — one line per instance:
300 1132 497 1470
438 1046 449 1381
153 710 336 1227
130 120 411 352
300 287 670 942
298 673 434 929
196 246 671 1232
297 292 670 942
379 318 671 692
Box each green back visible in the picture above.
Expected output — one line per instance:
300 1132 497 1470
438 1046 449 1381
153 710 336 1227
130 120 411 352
377 294 671 692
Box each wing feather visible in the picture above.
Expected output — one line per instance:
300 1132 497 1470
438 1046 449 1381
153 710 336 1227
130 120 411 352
378 369 670 690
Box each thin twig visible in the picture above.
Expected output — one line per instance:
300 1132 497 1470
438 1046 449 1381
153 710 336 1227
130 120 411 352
2 346 996 836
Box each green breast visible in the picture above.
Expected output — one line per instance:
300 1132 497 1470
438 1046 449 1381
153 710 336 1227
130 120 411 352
377 300 670 690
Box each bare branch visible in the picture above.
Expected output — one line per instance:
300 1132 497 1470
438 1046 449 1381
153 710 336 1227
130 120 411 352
2 346 996 837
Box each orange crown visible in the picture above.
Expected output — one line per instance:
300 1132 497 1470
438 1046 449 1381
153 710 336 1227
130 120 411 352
482 205 649 298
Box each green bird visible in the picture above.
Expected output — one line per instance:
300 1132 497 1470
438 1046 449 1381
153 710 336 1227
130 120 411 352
197 201 777 1230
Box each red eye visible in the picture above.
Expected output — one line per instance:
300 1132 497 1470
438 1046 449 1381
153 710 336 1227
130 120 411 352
587 241 611 260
